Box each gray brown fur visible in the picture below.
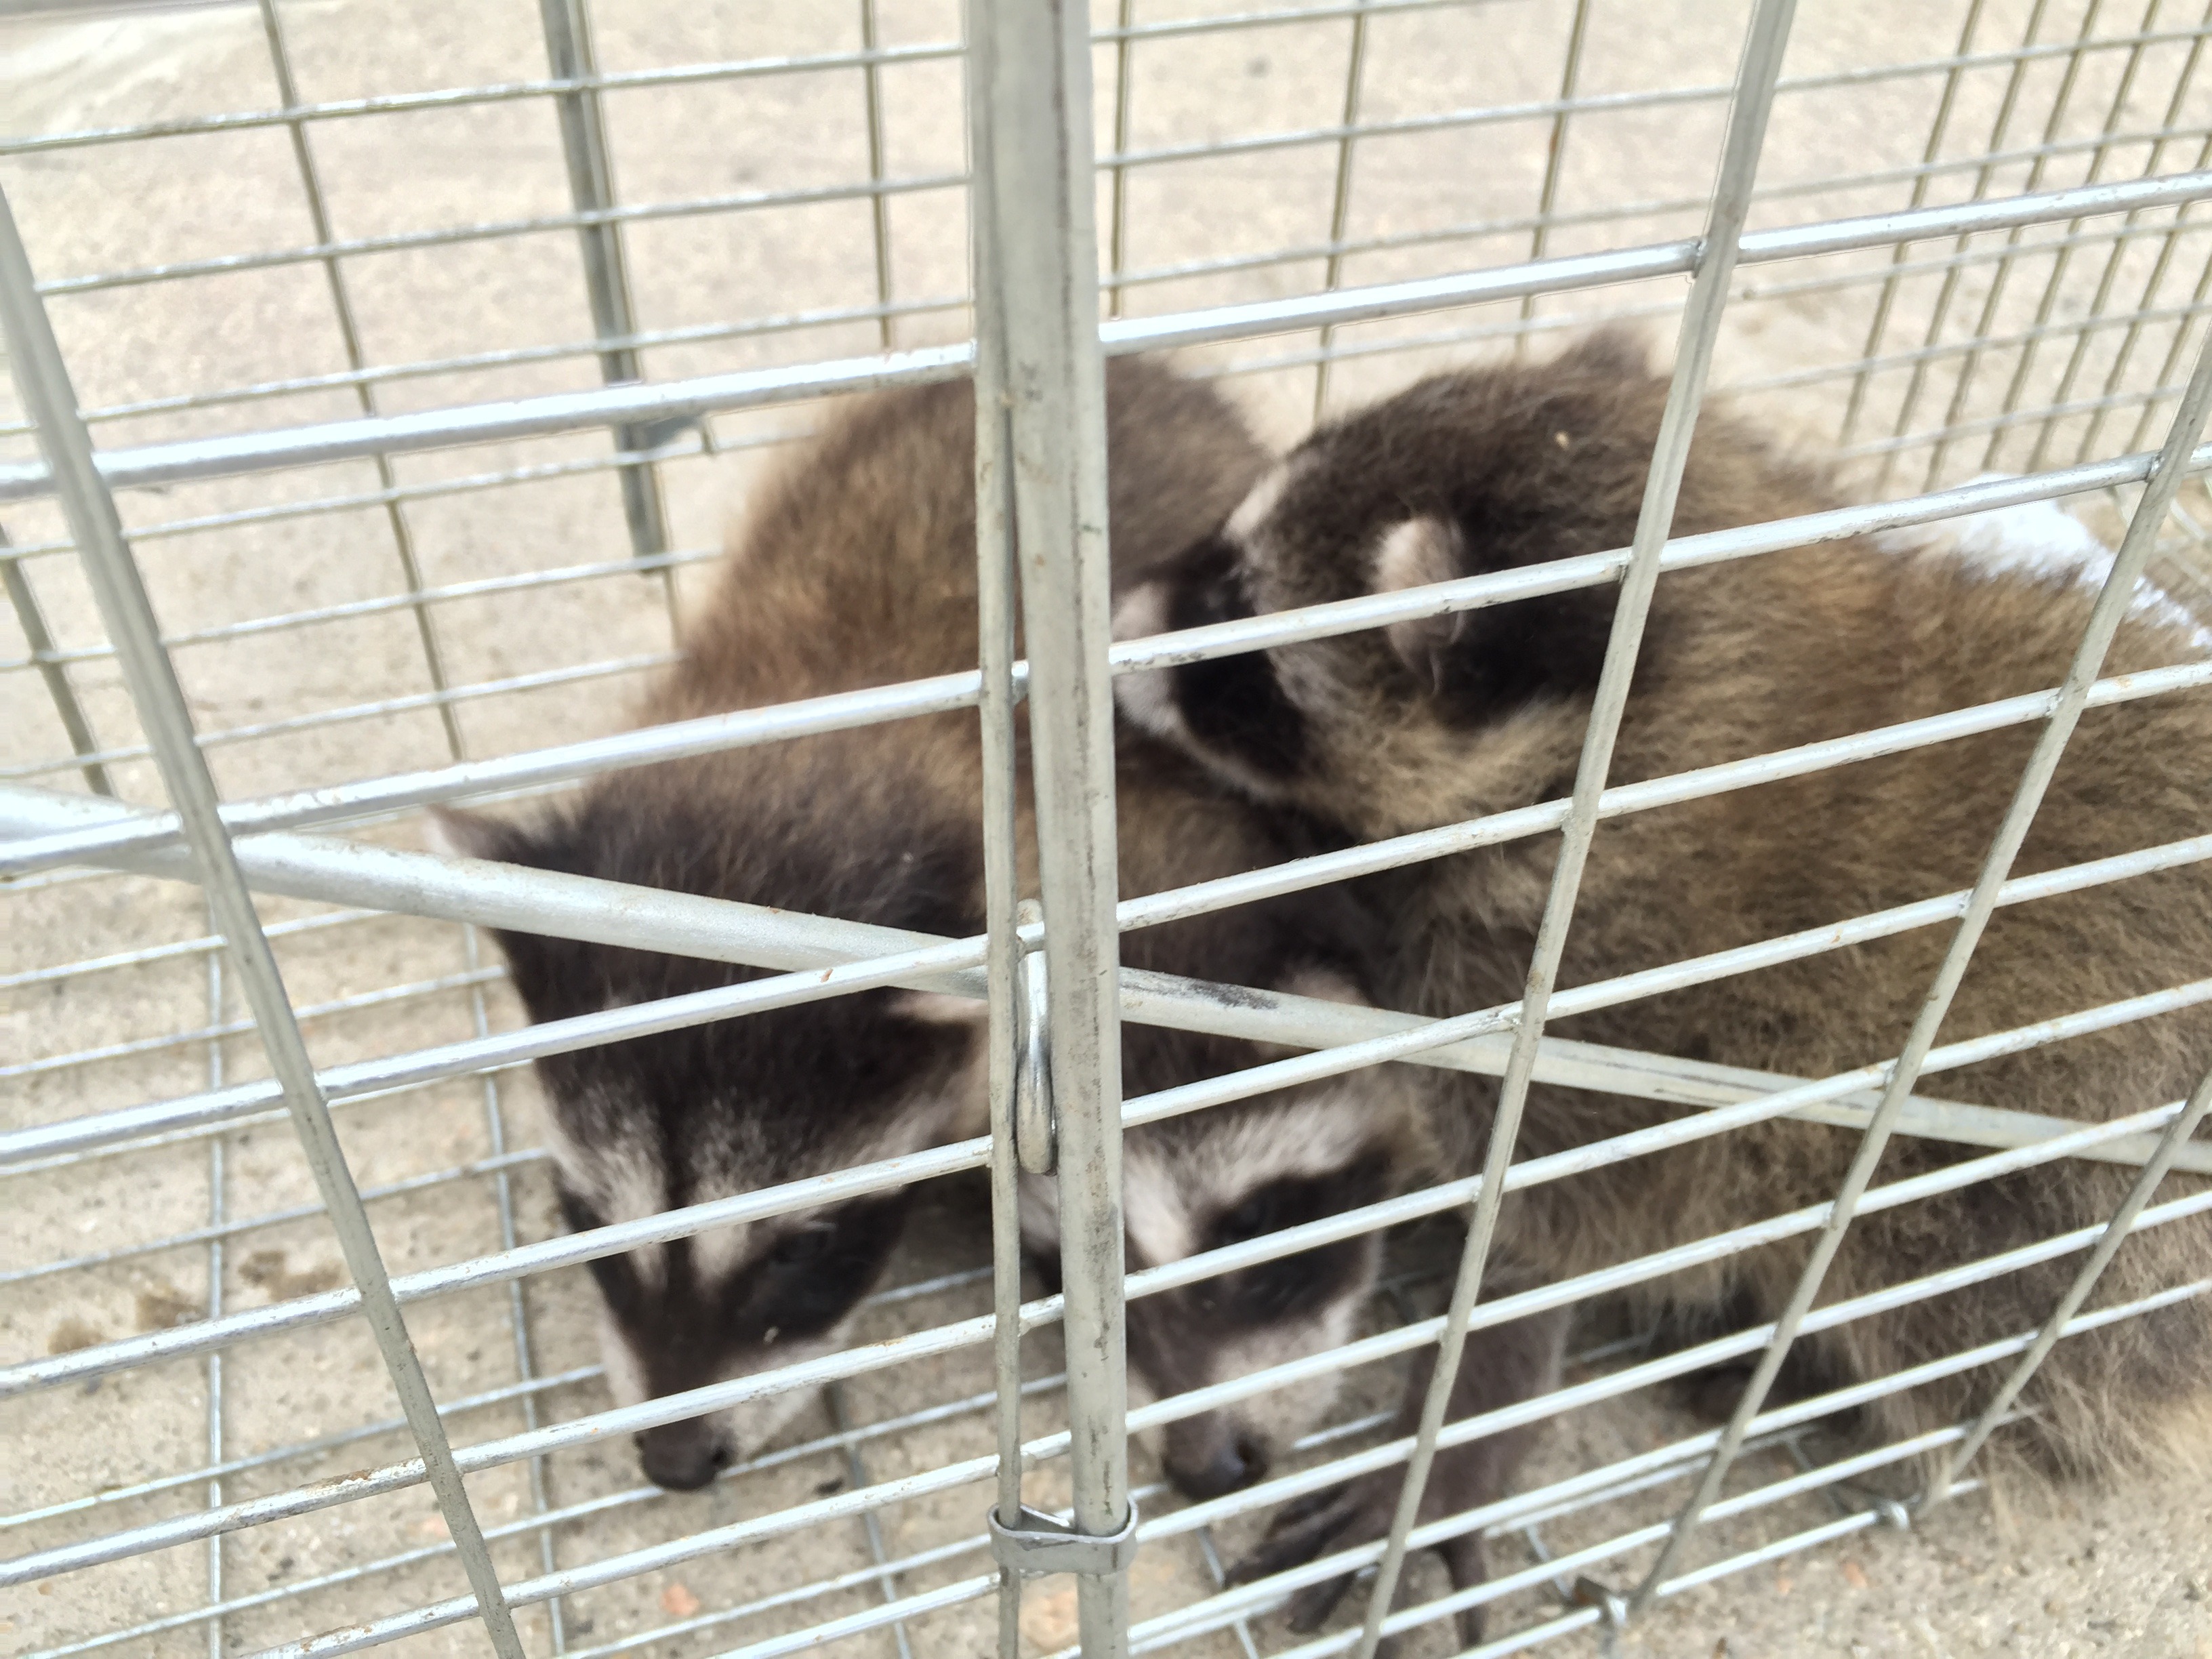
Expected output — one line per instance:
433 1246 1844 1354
1116 330 2212 1626
438 358 1418 1497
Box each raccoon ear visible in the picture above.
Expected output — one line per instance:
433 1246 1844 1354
1373 516 1469 695
424 807 561 1011
1279 964 1369 1008
1110 575 1172 644
1244 964 1374 1063
425 804 534 865
1557 324 1652 379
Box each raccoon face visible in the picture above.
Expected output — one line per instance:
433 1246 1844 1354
432 796 988 1490
1113 333 1663 836
530 1011 970 1490
1132 1130 1395 1496
560 1174 914 1490
1023 1065 1421 1500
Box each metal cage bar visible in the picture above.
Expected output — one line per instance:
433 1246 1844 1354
2076 127 2212 460
1926 1056 2212 1502
12 960 2211 1437
18 26 2207 309
251 0 468 760
1628 251 2212 1612
1835 0 1989 445
1307 0 1372 420
11 7 2212 1654
0 81 2203 464
16 1083 2199 1654
1921 0 2126 488
544 0 674 574
18 703 2212 1189
1351 5 1799 1647
2025 0 2212 471
7 169 2212 510
198 903 226 1659
1105 0 1140 322
10 430 2212 896
459 913 572 1654
0 184 528 1659
1870 0 2059 494
968 2 1132 1652
7 1130 2207 1649
0 527 112 794
970 29 1033 1648
1513 0 1593 350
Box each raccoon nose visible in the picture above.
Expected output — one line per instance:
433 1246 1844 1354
635 1419 733 1492
1167 1433 1265 1500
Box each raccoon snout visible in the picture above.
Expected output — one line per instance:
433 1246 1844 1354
636 1417 733 1492
1163 1421 1268 1499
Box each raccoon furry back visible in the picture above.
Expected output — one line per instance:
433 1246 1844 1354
1471 358 2212 1489
1116 330 2212 1489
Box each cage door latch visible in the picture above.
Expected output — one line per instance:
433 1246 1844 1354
988 1500 1141 1578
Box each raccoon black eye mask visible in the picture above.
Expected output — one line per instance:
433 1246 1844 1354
1136 531 1313 783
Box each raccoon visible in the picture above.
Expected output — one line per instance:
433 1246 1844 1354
432 358 1420 1499
1017 774 1465 1505
1112 330 2212 1625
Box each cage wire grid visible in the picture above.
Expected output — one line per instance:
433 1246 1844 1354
3 0 2212 1655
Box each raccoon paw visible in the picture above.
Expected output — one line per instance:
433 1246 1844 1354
1680 1361 1759 1425
1225 1473 1492 1650
1225 1474 1398 1635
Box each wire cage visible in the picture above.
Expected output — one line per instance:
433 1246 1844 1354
5 0 2212 1656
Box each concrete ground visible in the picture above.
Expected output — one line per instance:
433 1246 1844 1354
3 1 2211 1656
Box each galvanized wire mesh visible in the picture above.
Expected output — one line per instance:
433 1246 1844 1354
5 1 2212 1656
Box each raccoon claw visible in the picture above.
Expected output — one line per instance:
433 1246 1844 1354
1285 1572 1361 1636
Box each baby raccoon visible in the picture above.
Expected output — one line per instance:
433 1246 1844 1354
1115 330 2212 1626
434 359 1420 1500
1063 771 1444 1502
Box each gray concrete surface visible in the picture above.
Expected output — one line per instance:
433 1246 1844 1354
3 1 2211 1656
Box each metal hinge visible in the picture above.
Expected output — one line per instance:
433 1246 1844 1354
1013 900 1055 1175
987 1500 1141 1578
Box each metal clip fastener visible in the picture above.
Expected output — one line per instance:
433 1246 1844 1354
988 1500 1141 1578
1012 903 1054 1175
